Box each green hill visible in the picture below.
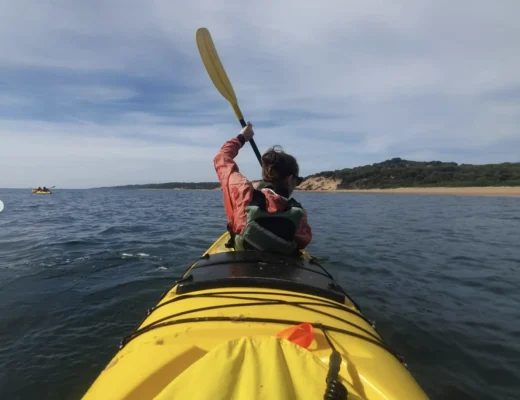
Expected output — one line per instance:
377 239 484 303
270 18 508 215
97 159 520 190
309 158 520 189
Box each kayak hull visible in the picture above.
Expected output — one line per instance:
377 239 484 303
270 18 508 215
82 232 428 400
32 190 52 194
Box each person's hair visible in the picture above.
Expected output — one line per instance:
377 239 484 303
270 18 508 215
261 145 299 187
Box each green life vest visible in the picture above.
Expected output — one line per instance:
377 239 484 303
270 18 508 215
233 189 305 255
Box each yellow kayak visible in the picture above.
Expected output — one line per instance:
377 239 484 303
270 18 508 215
82 232 428 400
32 189 52 194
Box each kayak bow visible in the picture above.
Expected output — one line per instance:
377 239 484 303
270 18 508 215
82 232 428 400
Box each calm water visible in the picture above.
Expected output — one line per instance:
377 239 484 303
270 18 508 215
0 189 519 400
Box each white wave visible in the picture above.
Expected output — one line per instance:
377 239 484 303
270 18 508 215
136 253 150 257
74 256 91 261
39 262 56 267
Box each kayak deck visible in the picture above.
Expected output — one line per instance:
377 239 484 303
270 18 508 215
173 251 351 304
82 232 428 400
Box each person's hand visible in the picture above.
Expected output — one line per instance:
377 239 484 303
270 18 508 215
240 122 254 142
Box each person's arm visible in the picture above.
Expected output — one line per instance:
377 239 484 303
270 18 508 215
295 210 312 249
213 123 255 232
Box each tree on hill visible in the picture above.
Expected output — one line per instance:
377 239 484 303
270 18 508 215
306 158 520 189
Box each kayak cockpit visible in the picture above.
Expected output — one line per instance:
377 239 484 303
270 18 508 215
175 251 356 306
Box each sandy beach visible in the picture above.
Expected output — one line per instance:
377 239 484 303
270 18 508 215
299 187 520 197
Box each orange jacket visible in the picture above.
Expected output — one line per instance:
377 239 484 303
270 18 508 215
213 136 312 249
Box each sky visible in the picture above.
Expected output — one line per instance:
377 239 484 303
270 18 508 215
1 0 519 188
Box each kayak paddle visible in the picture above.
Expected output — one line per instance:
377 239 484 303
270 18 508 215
196 27 262 165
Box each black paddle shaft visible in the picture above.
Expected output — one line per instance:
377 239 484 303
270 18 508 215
238 118 262 165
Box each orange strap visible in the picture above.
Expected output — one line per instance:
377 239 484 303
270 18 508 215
276 323 314 349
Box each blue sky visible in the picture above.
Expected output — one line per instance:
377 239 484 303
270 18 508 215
1 0 519 188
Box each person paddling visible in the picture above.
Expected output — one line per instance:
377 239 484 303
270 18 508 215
214 122 312 254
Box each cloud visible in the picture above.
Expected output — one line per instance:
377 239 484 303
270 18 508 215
58 86 137 103
1 0 519 188
0 122 219 188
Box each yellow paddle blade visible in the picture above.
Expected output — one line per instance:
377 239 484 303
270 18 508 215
196 28 244 120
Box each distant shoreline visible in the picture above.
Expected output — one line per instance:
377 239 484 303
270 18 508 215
90 157 520 193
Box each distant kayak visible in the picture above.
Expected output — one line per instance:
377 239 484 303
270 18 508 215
32 189 52 195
